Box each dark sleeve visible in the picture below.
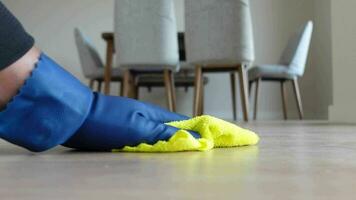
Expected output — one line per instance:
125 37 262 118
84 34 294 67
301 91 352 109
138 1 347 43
0 1 34 70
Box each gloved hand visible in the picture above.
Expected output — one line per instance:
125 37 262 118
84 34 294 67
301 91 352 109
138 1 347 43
0 53 199 152
117 115 260 152
0 53 93 152
63 94 200 151
167 115 259 148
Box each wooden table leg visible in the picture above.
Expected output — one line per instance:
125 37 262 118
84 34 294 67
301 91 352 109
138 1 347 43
238 65 250 122
199 76 204 115
104 40 114 95
193 65 203 116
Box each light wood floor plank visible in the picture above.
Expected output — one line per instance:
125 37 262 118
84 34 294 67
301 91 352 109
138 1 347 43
0 121 355 199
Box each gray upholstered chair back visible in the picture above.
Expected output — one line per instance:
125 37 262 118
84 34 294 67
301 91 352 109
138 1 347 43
279 21 313 76
185 0 255 65
114 0 179 71
74 28 104 78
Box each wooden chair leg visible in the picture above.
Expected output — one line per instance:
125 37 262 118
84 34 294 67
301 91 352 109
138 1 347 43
163 69 176 112
230 72 237 121
89 79 95 90
122 71 129 97
237 65 249 122
292 78 304 120
104 39 114 95
123 70 135 98
280 81 288 120
193 65 203 116
253 78 261 120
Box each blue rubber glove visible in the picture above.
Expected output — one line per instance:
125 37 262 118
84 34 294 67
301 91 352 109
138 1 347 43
0 54 93 152
63 94 200 151
0 53 198 152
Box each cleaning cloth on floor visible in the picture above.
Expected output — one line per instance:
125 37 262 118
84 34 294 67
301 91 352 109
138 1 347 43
114 115 259 152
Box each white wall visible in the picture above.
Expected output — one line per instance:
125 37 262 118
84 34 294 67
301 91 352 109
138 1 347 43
329 0 356 123
3 0 330 120
3 0 115 81
311 0 333 119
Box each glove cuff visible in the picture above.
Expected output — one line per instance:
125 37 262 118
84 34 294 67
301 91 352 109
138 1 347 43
0 53 93 152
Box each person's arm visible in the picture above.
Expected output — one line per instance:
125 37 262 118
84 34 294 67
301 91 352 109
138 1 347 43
0 1 35 69
0 1 38 109
0 47 39 109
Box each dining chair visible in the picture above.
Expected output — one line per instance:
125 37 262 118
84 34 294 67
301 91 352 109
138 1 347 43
76 29 207 98
248 21 313 120
74 28 122 93
102 31 209 94
114 0 180 111
185 0 255 121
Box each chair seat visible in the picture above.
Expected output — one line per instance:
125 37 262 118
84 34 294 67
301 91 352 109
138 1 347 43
123 62 193 73
179 61 194 70
87 67 122 80
189 59 246 66
88 67 208 88
179 62 195 75
248 64 297 81
137 74 209 87
87 61 195 79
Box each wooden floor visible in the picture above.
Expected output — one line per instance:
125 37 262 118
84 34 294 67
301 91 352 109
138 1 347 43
0 121 356 200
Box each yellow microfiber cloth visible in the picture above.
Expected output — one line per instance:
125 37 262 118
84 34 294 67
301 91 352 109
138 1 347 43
113 115 259 153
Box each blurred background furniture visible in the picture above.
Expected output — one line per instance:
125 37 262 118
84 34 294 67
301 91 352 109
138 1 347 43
185 0 255 121
101 32 208 96
248 21 313 120
113 0 179 111
74 28 122 93
76 29 208 99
